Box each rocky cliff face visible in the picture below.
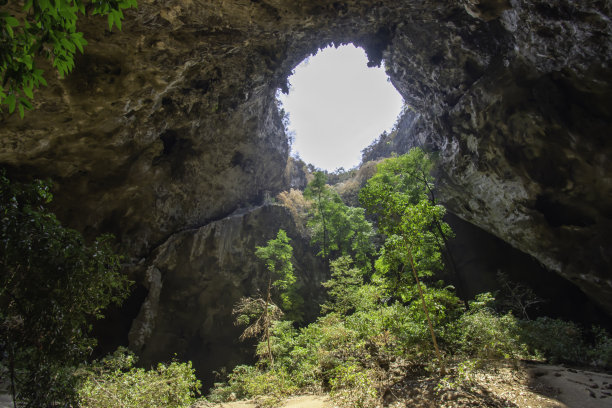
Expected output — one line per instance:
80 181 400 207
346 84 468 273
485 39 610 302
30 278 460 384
0 0 611 375
384 0 612 319
127 204 325 383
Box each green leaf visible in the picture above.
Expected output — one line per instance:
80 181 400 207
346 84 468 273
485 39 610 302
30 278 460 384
18 103 24 118
113 10 123 31
60 37 76 53
23 85 33 99
6 94 16 113
20 98 32 109
5 16 20 27
107 13 114 31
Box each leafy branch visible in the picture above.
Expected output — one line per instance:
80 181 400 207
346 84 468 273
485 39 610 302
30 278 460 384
0 0 137 117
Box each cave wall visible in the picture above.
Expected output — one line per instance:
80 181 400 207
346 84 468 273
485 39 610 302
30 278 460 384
127 204 326 384
378 1 612 316
0 0 611 374
443 213 612 328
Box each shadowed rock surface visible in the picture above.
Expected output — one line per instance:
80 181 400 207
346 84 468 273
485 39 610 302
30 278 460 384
0 0 611 378
127 204 325 384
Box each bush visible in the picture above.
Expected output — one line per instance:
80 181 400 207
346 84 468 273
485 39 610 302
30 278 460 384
329 363 379 408
448 294 526 360
453 309 526 360
519 317 588 364
78 348 201 408
208 365 297 406
590 326 612 368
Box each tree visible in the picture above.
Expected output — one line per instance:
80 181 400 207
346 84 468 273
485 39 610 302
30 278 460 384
496 271 543 320
359 148 452 368
304 172 330 261
0 0 138 117
0 171 132 407
321 255 365 315
234 229 297 368
360 149 466 302
304 172 374 269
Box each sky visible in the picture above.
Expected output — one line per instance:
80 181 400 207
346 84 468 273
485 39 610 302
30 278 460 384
278 44 404 171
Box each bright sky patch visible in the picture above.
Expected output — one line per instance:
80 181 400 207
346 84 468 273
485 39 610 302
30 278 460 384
278 44 404 171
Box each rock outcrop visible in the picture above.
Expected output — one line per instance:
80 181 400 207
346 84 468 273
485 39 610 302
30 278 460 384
1 0 611 375
127 204 325 383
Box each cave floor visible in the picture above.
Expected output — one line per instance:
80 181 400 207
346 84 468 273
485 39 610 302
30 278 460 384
199 362 612 408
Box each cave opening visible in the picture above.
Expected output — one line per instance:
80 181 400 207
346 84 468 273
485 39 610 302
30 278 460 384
277 44 404 172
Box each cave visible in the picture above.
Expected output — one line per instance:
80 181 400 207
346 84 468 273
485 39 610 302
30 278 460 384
1 0 611 389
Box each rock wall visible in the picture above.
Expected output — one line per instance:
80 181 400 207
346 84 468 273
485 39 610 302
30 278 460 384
127 204 325 384
0 0 611 374
385 0 612 317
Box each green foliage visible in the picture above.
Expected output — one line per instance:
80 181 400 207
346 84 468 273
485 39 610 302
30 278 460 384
235 230 300 368
304 172 374 268
359 148 437 236
0 0 138 117
255 229 300 315
0 171 132 406
214 149 612 405
329 363 379 408
233 296 283 343
359 148 452 363
452 308 526 360
78 348 201 408
360 149 452 289
209 364 297 406
321 256 365 315
518 317 588 364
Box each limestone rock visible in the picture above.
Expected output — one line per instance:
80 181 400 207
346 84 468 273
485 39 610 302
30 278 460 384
127 204 325 383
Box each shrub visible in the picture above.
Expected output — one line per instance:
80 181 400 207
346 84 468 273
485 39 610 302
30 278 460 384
78 348 201 408
519 317 588 364
329 363 379 408
450 295 526 361
590 326 612 368
208 365 297 405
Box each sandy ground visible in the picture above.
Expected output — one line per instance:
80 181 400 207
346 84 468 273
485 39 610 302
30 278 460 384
0 394 10 408
203 363 612 408
206 395 331 408
0 364 610 407
526 363 612 408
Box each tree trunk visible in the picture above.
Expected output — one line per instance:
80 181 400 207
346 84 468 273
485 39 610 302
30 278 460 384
8 342 17 408
405 241 445 373
419 170 468 309
317 191 329 264
265 276 274 368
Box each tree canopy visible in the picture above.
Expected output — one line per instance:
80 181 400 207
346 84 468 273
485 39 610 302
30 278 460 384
304 171 374 269
0 171 131 406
